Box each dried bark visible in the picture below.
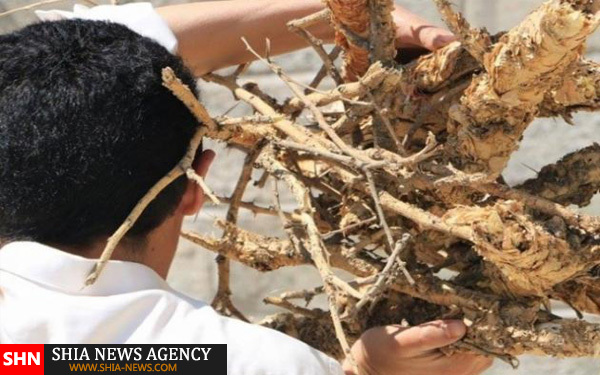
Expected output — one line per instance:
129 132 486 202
447 0 600 177
518 143 600 207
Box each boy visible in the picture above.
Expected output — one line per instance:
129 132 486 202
0 2 492 374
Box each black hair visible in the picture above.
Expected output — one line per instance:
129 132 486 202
0 20 199 247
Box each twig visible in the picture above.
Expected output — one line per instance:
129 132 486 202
279 286 325 304
287 8 331 29
254 170 271 188
307 46 342 92
481 182 600 234
204 73 329 149
365 90 405 154
284 62 387 114
364 168 414 283
85 158 191 285
212 196 288 218
216 114 279 126
212 255 248 322
232 62 250 79
186 169 220 205
288 22 343 85
275 139 385 170
211 146 263 321
264 296 326 319
273 180 304 256
355 234 411 311
226 148 263 224
163 68 218 132
322 216 377 238
242 37 372 165
182 221 378 277
258 148 360 363
181 226 307 271
279 276 377 303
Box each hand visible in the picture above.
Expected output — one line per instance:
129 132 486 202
392 6 456 51
342 320 493 375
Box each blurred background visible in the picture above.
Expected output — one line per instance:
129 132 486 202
1 0 599 373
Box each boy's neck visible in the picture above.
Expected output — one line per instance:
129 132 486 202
51 213 183 280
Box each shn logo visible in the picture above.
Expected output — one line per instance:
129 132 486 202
0 344 44 375
3 352 41 366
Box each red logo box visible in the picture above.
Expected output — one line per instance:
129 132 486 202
0 344 44 375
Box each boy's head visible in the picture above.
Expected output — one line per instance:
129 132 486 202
0 20 203 248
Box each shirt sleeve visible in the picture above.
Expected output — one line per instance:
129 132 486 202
34 2 178 54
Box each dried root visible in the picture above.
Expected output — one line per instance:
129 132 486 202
518 143 600 207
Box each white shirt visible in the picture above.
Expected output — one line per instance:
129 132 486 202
35 3 178 53
0 242 343 375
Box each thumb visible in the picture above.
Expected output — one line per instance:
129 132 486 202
394 320 466 357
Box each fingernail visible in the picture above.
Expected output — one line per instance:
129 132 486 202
446 320 466 338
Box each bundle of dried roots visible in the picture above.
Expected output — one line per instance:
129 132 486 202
80 0 600 367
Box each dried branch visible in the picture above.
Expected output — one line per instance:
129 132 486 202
186 169 220 204
449 0 600 177
287 21 343 86
307 46 343 92
433 0 491 62
182 220 378 277
264 296 327 319
364 169 413 282
517 143 600 208
355 233 411 311
286 8 331 30
211 146 263 321
326 0 371 81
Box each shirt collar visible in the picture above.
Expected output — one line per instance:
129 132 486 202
0 241 169 296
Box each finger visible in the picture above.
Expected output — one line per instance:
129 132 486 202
393 6 456 50
394 320 467 357
397 24 456 50
419 27 457 50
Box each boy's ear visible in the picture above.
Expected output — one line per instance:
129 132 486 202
180 149 216 216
